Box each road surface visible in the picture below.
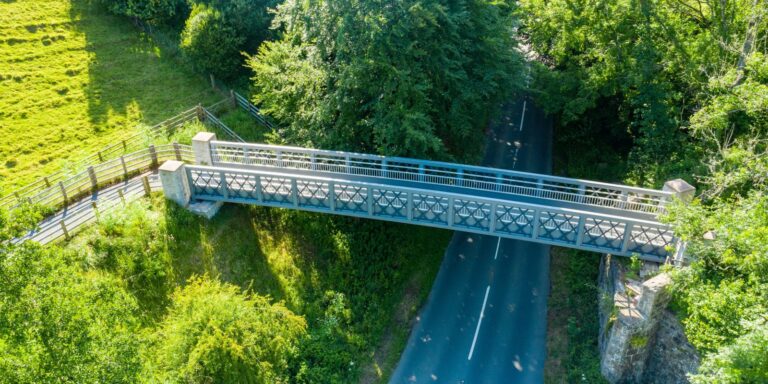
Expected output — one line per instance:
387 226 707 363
389 97 553 383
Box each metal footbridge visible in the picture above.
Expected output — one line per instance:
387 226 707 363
159 133 687 263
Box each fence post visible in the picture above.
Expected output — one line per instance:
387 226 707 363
122 140 127 151
173 142 182 161
88 166 98 191
159 161 191 207
210 74 215 90
98 151 104 162
142 176 152 196
60 221 69 240
59 181 68 206
149 145 158 168
118 189 125 204
192 132 216 165
230 90 237 108
120 156 129 180
196 104 206 122
43 177 51 188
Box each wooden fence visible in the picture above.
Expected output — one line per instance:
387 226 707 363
1 89 272 213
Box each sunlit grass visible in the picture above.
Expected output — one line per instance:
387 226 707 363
0 0 220 193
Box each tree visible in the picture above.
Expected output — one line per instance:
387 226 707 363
142 276 307 384
182 0 277 79
249 0 524 161
0 207 142 383
518 0 760 185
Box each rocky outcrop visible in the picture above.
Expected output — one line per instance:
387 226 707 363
598 255 699 383
644 311 700 383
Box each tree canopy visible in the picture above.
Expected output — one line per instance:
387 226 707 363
249 0 524 160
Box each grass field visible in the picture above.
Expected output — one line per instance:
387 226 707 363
0 0 220 194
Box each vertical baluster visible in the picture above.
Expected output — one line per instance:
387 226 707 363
575 216 586 246
620 223 634 254
291 179 299 207
329 183 336 211
531 210 542 239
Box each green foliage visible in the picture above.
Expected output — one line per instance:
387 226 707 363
70 201 175 318
181 4 245 78
0 209 142 383
519 0 762 186
545 249 606 383
690 322 768 384
666 191 768 381
96 0 189 24
181 0 277 79
143 276 307 384
0 0 220 192
250 0 524 160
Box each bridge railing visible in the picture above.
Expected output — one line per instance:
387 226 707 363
183 164 674 261
208 142 673 216
10 144 194 212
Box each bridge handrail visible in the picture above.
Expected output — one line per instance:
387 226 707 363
190 165 669 227
185 164 674 261
4 144 194 212
209 141 673 215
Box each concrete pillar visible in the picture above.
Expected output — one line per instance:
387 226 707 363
663 179 695 265
159 160 191 207
192 132 216 165
663 179 695 203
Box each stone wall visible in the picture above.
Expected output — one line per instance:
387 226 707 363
598 254 699 383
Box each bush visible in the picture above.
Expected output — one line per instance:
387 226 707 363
143 276 307 384
72 201 175 318
691 324 768 384
98 0 188 24
0 214 142 384
180 4 245 79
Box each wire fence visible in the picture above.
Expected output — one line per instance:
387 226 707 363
0 93 267 212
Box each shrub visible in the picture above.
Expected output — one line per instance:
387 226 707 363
180 4 245 79
98 0 188 24
72 201 175 317
143 276 307 384
0 210 142 384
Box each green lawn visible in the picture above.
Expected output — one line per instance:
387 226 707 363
0 0 220 194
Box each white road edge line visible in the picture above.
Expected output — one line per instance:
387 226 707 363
494 237 501 260
468 285 491 361
519 100 527 132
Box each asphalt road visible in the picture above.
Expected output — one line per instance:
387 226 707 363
389 97 553 383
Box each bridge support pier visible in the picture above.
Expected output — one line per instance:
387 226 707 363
159 160 191 207
192 132 216 165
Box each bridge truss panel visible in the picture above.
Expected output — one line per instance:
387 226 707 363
209 141 674 217
186 165 674 262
